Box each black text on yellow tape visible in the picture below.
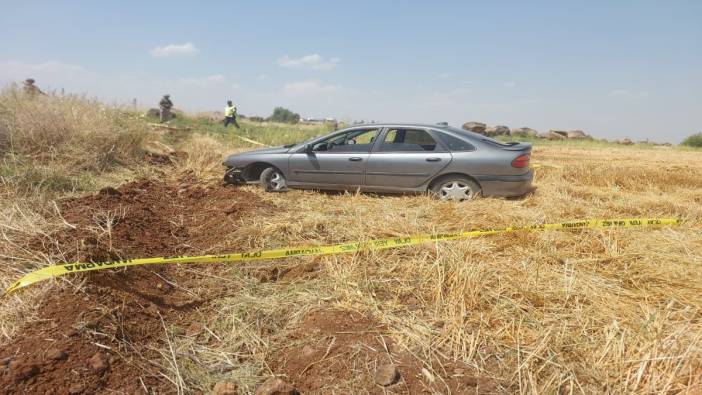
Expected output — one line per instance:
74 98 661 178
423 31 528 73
4 218 678 295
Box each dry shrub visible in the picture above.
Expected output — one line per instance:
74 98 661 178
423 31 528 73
0 87 150 193
174 134 232 177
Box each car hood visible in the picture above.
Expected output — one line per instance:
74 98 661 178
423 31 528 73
222 146 290 167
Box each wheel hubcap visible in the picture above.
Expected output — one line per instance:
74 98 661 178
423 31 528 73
270 172 286 190
439 181 473 201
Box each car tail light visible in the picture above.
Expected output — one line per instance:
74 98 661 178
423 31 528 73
511 154 530 168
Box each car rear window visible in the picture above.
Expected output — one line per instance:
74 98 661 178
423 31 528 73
436 132 475 151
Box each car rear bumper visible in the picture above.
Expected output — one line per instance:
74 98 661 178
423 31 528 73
475 170 534 197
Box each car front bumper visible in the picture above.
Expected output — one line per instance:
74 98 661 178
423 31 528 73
475 170 534 197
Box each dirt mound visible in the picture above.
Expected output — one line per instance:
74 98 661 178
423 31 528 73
1 176 272 393
270 309 500 394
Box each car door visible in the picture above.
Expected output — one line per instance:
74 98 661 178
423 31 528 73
288 128 381 188
364 128 452 189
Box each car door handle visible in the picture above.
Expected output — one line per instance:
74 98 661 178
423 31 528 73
426 157 442 162
349 157 363 162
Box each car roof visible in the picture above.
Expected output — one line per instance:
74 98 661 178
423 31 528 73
346 122 449 129
344 123 485 140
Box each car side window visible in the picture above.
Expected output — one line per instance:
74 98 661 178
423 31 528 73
436 132 475 151
379 129 438 152
312 129 380 153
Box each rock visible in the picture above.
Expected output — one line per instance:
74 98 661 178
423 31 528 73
511 127 539 137
213 381 239 395
87 352 109 372
566 130 591 140
461 121 487 134
548 130 568 140
616 138 634 145
485 125 510 136
374 363 400 386
46 348 68 361
254 377 298 395
248 116 265 123
68 383 85 394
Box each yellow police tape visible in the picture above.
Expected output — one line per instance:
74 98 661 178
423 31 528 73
4 218 678 295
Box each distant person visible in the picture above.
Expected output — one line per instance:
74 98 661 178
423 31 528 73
159 94 173 123
223 100 240 128
23 78 44 97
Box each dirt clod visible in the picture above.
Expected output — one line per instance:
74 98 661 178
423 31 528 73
68 382 85 394
374 363 400 386
213 381 239 395
46 348 68 361
301 345 316 359
87 352 109 372
10 361 40 383
254 377 299 395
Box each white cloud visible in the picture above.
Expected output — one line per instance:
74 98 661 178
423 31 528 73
150 42 199 58
176 74 225 87
277 54 340 70
503 81 517 88
283 79 341 96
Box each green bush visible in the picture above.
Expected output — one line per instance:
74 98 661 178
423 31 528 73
681 133 702 148
267 107 300 124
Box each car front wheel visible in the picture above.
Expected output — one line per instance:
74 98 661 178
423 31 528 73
259 167 287 192
431 176 480 201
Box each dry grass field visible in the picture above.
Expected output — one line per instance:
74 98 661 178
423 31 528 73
1 92 700 394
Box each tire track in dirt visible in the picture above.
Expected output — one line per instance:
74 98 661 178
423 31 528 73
1 174 272 394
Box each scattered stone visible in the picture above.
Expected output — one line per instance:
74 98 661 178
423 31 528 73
461 121 487 134
254 377 298 395
374 363 400 386
46 348 68 361
87 352 109 372
485 125 510 136
213 381 239 395
616 138 634 145
68 383 85 394
511 127 539 137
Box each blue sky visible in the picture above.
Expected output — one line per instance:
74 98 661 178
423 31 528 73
1 1 700 142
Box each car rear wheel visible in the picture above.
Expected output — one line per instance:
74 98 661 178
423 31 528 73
260 167 287 192
431 176 480 201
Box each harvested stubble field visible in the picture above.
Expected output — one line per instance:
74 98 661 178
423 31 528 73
1 96 701 394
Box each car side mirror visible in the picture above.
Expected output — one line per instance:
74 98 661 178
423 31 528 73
305 144 314 154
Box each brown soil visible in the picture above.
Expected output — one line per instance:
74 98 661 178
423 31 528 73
271 309 501 394
0 174 272 394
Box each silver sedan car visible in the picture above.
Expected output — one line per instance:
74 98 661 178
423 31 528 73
223 123 533 201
